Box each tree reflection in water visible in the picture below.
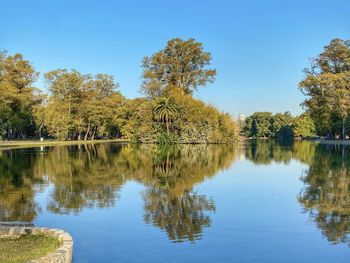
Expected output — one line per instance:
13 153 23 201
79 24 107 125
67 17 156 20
143 188 215 242
298 144 350 244
1 141 350 244
0 149 43 221
245 140 350 245
141 145 222 242
0 143 237 242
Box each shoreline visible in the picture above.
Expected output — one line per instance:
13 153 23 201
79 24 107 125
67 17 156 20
312 139 350 145
0 139 240 150
242 137 350 146
0 139 129 150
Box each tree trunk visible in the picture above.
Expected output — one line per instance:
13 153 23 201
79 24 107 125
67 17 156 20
91 127 96 140
85 124 90 140
342 118 346 140
38 122 43 138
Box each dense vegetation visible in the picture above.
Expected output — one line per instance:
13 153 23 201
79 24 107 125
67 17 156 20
0 38 238 143
241 111 316 140
241 37 350 141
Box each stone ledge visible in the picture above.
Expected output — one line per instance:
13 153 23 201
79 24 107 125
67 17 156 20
0 226 73 263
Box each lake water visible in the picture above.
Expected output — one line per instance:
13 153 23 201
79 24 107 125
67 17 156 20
0 141 349 262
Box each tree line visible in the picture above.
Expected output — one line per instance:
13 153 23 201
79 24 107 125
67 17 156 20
241 37 350 141
0 38 239 143
241 111 316 140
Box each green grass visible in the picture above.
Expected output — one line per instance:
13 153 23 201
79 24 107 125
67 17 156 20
0 234 61 263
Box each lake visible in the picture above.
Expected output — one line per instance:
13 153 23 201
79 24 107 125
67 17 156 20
0 141 349 262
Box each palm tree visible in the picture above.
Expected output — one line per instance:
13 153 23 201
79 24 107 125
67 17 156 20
154 97 178 135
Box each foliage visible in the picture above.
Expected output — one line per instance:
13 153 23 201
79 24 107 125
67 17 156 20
119 98 159 143
141 38 216 98
0 41 238 144
293 113 316 138
170 90 238 143
121 91 238 143
243 111 292 138
242 111 317 140
44 70 124 140
0 50 42 139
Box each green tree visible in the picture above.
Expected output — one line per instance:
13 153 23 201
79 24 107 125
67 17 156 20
44 69 85 139
141 38 216 98
244 112 273 138
299 38 350 139
316 38 350 74
270 112 293 136
0 50 41 139
44 70 124 140
293 113 316 138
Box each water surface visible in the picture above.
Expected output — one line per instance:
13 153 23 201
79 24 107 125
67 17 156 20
0 141 349 262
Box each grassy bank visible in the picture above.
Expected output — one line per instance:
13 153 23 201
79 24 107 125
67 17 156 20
0 139 129 150
0 234 60 263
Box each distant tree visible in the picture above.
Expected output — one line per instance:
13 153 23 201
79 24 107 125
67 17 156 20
244 112 273 138
293 113 316 138
154 97 178 135
141 38 216 98
243 112 296 139
271 112 293 137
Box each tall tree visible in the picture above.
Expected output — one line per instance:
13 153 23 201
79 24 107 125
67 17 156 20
44 69 85 139
316 38 350 74
141 38 216 98
299 38 350 139
0 50 41 139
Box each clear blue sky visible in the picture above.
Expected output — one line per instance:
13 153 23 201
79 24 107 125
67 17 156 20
1 0 349 117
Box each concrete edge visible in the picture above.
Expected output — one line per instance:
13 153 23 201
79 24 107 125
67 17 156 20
0 226 73 263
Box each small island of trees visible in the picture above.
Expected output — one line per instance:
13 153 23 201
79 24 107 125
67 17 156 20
0 38 238 144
